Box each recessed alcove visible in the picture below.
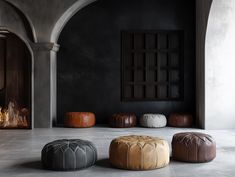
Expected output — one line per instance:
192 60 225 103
57 0 196 126
0 32 31 129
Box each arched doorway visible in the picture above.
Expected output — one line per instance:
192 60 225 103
56 0 198 126
0 32 32 128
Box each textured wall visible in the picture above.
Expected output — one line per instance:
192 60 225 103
57 0 196 125
1 0 219 128
205 0 235 129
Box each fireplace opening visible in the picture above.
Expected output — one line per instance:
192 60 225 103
57 0 196 126
0 32 31 129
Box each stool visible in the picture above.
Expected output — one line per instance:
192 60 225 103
140 114 167 128
65 112 95 128
168 113 193 127
41 139 97 170
172 132 216 163
109 113 136 128
109 135 169 170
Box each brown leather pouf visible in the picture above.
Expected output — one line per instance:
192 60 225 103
109 113 136 128
65 112 95 128
109 135 170 170
172 132 216 163
168 113 193 127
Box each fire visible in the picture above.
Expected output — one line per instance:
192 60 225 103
0 101 29 128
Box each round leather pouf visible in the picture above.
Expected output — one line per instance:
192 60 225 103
109 135 169 170
41 139 97 171
140 114 167 128
168 113 193 127
109 113 136 128
65 112 95 128
172 132 216 163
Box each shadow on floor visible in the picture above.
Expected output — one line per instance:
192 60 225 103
96 159 111 168
17 160 44 170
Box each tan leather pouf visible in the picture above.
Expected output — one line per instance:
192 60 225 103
65 112 95 128
109 135 169 170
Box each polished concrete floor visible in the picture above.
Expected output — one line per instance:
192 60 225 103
0 127 234 177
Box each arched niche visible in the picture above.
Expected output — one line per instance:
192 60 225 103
49 0 212 128
55 0 204 126
0 32 33 129
205 0 235 129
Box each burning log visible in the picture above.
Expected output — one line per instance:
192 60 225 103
0 101 29 128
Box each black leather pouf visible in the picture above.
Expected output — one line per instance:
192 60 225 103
41 139 97 171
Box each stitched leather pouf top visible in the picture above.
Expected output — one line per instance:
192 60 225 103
41 139 97 171
109 135 169 170
109 113 137 128
172 132 216 163
168 113 193 127
140 114 167 128
65 112 95 128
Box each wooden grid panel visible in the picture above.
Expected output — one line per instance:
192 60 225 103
122 30 183 101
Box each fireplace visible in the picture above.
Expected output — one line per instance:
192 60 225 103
0 32 31 129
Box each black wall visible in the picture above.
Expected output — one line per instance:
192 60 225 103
57 0 196 125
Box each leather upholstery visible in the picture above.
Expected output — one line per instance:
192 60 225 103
109 135 169 170
65 112 95 128
109 113 136 128
140 114 167 128
172 132 216 163
168 113 193 127
41 139 97 171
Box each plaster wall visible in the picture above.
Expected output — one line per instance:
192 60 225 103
205 0 235 129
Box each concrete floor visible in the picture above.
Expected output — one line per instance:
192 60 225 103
0 127 234 177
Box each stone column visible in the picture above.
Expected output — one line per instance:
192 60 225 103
196 0 212 129
32 43 59 128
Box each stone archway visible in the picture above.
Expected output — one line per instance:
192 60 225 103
52 0 213 128
0 0 36 128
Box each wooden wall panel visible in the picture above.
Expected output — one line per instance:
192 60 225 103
122 30 183 101
5 34 30 108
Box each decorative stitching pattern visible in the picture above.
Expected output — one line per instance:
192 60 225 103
140 114 167 128
41 139 97 171
109 135 169 170
172 132 216 162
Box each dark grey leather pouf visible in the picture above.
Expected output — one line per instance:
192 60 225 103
41 139 97 171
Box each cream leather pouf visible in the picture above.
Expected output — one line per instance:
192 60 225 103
140 114 167 128
109 135 169 170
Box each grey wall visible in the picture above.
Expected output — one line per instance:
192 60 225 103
205 0 235 129
4 0 229 129
57 0 196 125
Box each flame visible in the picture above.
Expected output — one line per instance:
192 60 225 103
0 101 29 128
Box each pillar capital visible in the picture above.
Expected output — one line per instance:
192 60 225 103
33 42 60 52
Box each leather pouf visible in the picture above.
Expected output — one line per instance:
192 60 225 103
41 139 97 171
109 135 169 170
109 113 136 128
172 132 216 163
168 113 193 127
140 114 167 128
65 112 95 128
